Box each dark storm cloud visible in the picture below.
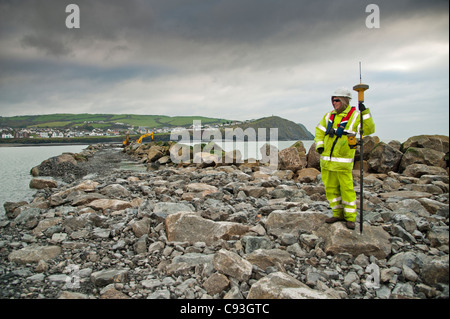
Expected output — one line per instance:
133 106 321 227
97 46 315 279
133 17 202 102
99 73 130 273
0 0 448 140
2 0 445 62
2 0 367 58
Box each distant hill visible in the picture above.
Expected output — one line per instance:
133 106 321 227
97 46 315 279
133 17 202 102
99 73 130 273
0 113 314 142
0 114 229 129
227 116 314 141
296 123 315 139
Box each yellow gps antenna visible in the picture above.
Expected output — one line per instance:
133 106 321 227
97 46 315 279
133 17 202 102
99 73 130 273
353 62 369 234
353 62 369 102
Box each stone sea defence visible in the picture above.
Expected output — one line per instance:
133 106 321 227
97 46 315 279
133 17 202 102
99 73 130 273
0 135 448 299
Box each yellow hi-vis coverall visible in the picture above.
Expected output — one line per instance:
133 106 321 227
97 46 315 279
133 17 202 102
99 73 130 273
315 105 375 222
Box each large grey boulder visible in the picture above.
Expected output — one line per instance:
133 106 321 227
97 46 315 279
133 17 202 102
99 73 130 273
313 222 392 259
265 210 328 237
165 212 250 245
247 271 331 299
367 142 403 173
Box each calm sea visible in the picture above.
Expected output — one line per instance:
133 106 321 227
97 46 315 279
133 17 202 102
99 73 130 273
0 144 88 217
0 140 314 218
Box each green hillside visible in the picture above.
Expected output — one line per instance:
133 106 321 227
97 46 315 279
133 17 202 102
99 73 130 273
0 114 230 129
1 114 314 142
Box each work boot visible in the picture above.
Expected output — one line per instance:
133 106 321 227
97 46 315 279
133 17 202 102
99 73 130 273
346 221 356 230
325 217 344 224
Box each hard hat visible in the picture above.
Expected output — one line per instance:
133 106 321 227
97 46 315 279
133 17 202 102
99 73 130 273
332 88 352 100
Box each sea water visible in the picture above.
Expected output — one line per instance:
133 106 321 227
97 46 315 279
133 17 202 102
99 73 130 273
0 144 88 217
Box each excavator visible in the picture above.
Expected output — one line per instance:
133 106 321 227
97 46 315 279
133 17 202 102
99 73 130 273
136 132 154 143
122 131 154 147
122 131 130 147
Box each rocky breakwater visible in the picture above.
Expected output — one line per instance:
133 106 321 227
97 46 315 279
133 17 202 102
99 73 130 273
0 135 448 299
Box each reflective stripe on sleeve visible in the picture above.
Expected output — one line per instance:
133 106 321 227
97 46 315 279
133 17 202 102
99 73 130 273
349 112 358 132
344 129 357 135
317 124 326 132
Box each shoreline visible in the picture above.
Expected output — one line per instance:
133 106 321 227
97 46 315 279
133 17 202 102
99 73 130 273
1 143 449 300
0 139 313 148
0 142 115 148
0 136 448 300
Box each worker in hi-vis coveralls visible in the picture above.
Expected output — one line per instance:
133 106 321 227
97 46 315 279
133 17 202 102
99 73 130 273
315 88 375 230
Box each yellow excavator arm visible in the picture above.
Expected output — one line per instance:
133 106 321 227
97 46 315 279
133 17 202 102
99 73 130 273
122 131 130 146
136 132 154 143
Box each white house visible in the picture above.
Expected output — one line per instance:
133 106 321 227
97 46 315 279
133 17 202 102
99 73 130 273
1 133 13 139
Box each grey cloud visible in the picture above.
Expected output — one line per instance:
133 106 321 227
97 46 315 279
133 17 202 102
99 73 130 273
0 0 448 141
21 34 72 56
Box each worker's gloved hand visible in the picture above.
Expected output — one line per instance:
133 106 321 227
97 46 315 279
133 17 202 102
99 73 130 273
317 147 324 154
358 102 366 111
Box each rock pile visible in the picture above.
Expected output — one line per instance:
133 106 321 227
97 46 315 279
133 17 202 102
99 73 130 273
0 135 448 299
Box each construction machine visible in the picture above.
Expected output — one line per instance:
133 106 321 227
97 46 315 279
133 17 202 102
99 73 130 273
136 132 154 143
122 131 130 147
122 131 154 146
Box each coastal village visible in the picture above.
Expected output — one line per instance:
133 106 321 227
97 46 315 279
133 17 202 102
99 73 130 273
0 120 246 140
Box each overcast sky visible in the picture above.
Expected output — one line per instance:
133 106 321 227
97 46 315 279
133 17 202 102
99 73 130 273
0 0 448 141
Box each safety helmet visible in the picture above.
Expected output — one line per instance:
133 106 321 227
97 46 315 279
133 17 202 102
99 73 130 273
332 88 352 100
